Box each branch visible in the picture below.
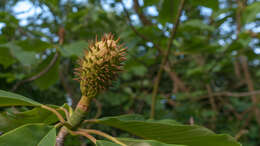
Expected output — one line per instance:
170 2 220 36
120 1 163 53
79 129 126 146
163 63 188 93
133 0 152 26
59 61 76 107
150 0 185 119
93 98 102 119
11 51 59 91
213 90 260 97
206 84 218 128
236 0 260 126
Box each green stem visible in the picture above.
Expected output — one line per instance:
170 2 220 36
70 95 92 127
56 95 93 146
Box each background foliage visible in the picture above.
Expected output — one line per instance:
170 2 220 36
0 0 260 145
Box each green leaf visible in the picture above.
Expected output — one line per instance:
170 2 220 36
0 104 68 132
182 19 215 32
119 138 185 146
96 140 120 146
33 53 60 90
60 41 88 57
158 0 180 24
16 39 52 52
0 47 16 68
96 138 184 146
190 0 219 10
143 0 160 6
0 90 41 107
242 2 260 24
0 124 56 146
0 43 39 66
38 126 56 146
96 114 241 146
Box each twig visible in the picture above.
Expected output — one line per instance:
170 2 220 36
79 129 126 146
150 0 185 119
240 56 260 124
213 90 260 97
11 51 59 91
206 84 218 128
236 0 260 126
235 129 248 140
59 61 76 107
93 98 102 119
133 0 152 26
56 127 68 146
120 1 163 53
41 105 66 124
163 63 188 93
59 107 71 123
72 131 97 144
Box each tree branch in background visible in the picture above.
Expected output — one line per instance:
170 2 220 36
59 61 76 107
133 0 152 26
206 84 218 128
235 0 260 126
163 63 188 93
240 56 260 124
11 27 65 92
11 51 59 91
120 1 163 53
150 0 185 119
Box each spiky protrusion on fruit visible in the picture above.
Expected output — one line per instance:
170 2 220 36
74 33 127 97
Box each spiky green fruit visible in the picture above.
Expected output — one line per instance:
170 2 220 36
74 34 127 97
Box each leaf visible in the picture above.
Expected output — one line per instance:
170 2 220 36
16 39 52 52
143 0 160 7
0 104 69 132
96 138 184 146
95 114 241 146
0 47 16 68
242 2 260 24
181 19 215 32
0 43 39 66
60 41 88 57
33 53 60 90
96 140 120 146
0 90 41 107
119 138 185 146
158 0 180 24
0 124 56 146
190 0 219 10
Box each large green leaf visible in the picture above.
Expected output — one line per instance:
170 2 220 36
0 90 41 107
242 2 260 24
0 47 16 68
0 124 56 146
60 40 88 57
190 0 219 10
96 138 184 146
119 138 185 146
0 104 69 132
1 43 39 66
33 53 60 90
95 115 241 146
158 0 180 24
15 39 52 52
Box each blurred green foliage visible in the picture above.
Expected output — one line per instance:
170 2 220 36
0 0 260 145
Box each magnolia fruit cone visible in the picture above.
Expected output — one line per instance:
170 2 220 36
74 34 127 97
